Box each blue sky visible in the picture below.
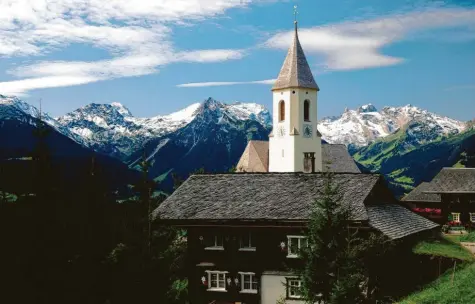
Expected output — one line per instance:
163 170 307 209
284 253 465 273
0 0 474 120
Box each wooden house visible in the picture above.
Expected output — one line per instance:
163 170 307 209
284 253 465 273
423 168 475 229
153 173 438 304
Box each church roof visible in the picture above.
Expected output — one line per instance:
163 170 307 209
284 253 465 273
423 168 475 193
272 22 319 91
235 141 360 173
153 172 438 239
236 140 269 173
322 144 361 173
401 182 441 203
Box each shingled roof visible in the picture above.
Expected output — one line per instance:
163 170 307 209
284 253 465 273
401 182 441 203
423 168 475 193
367 204 439 240
272 22 319 91
154 173 438 239
235 141 360 173
154 173 380 222
322 144 361 173
236 140 269 173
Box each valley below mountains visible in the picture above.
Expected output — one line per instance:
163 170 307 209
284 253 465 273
1 94 473 196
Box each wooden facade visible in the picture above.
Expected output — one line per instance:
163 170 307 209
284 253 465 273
186 225 309 304
441 193 475 228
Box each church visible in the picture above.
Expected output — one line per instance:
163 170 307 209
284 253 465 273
153 19 438 304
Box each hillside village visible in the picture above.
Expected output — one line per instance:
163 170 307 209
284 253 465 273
1 7 475 304
152 20 475 304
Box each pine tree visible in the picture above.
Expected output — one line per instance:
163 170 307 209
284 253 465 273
299 170 364 304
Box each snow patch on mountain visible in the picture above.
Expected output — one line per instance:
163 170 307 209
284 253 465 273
55 98 270 159
319 103 466 146
0 94 83 144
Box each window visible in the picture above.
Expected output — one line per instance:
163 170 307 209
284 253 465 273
206 271 227 291
279 100 285 121
205 235 224 250
287 278 302 299
304 100 310 121
452 213 461 223
239 232 256 251
239 272 258 293
287 235 308 258
470 213 475 223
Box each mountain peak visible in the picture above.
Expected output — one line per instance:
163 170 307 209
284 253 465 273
357 104 377 113
110 102 132 117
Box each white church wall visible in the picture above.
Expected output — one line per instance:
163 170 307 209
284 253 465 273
269 88 322 172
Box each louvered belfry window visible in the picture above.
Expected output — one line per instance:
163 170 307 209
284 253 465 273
279 100 285 121
304 100 310 121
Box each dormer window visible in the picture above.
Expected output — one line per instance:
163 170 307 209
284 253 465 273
304 100 310 121
279 100 285 121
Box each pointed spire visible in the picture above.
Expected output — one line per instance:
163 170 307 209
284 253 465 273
272 18 319 91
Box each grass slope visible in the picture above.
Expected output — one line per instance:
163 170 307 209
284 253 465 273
398 262 475 304
413 235 474 262
403 234 475 304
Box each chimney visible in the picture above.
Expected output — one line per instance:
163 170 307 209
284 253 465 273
303 152 316 173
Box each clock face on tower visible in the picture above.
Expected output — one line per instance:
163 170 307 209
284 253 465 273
303 124 313 138
278 125 286 137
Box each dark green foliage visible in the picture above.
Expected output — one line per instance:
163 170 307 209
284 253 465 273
299 171 364 303
298 171 394 304
0 117 186 304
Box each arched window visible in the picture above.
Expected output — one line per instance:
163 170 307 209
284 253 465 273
279 100 285 121
304 100 310 121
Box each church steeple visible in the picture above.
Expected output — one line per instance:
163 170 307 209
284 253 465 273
268 12 322 173
272 20 319 91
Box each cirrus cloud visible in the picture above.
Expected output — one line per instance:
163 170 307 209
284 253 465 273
0 0 259 95
265 7 475 70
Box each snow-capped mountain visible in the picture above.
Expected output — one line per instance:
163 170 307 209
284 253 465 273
319 103 466 147
2 93 467 161
0 94 81 143
126 97 271 189
55 98 271 160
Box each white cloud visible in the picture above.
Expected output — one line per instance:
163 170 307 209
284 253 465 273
0 0 258 94
177 79 275 87
175 49 247 63
265 7 475 70
0 76 99 96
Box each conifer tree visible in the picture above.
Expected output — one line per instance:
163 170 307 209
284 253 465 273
299 170 365 304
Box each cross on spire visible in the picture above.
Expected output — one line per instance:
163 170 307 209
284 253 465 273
293 5 298 24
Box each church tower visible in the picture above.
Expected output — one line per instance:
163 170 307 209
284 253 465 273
269 19 322 172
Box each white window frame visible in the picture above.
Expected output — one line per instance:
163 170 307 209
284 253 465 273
205 235 224 251
287 278 302 299
205 270 228 292
469 213 475 223
239 232 256 251
287 235 308 258
452 212 461 223
238 272 258 294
